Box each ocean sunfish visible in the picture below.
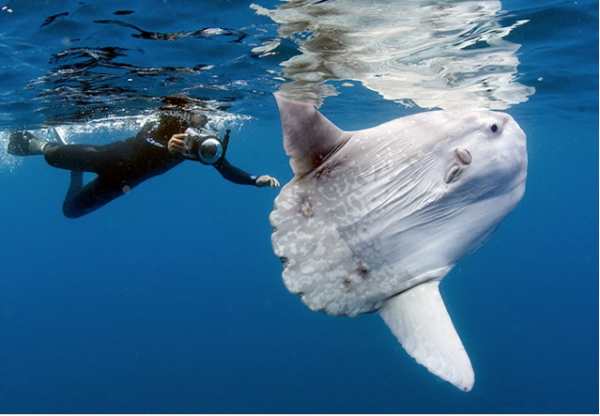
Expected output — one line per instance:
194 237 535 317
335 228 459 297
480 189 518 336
269 92 527 392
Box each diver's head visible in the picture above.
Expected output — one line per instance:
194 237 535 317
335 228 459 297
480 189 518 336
156 111 208 140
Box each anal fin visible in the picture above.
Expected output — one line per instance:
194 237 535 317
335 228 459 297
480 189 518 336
379 280 474 392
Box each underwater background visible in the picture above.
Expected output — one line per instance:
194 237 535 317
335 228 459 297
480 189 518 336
0 0 597 413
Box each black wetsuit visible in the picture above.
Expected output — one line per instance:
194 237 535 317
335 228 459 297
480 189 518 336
43 125 258 218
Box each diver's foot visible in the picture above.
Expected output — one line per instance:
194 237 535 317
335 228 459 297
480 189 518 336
7 131 48 156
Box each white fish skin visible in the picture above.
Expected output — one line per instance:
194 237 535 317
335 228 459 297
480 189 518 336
270 92 527 391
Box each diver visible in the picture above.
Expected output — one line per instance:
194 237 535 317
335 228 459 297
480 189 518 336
6 111 280 218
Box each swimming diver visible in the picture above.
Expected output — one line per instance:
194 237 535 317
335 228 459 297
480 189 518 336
6 111 280 218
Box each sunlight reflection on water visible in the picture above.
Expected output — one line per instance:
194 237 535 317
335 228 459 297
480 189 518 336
253 0 535 110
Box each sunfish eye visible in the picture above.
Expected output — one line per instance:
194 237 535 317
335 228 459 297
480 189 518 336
490 124 498 133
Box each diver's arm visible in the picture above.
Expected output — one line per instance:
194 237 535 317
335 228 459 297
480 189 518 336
213 158 260 186
213 159 280 187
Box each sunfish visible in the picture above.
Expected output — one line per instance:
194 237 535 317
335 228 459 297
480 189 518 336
269 92 527 392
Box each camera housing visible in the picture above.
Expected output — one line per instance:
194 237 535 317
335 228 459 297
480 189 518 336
184 128 224 165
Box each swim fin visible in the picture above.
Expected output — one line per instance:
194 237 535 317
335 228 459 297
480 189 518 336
49 127 67 146
7 131 48 156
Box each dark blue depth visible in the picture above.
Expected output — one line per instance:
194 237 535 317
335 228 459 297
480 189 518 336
0 0 597 413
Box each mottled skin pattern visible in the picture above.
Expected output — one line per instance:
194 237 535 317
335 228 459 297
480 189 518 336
270 104 527 317
269 94 527 391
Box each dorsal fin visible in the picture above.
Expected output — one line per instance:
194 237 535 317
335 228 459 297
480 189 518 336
274 92 349 178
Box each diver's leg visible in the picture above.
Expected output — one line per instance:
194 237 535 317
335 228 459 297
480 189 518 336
43 143 116 173
64 171 84 204
61 176 127 219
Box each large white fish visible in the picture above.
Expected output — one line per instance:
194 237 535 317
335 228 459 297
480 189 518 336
269 92 527 392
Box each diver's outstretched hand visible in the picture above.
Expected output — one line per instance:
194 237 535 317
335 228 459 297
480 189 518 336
256 175 280 188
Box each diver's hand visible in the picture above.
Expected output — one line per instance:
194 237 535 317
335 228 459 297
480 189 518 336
168 133 187 154
256 175 280 188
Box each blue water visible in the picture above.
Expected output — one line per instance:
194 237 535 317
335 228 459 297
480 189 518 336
0 0 597 413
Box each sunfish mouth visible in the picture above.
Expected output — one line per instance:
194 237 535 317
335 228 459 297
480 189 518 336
455 148 472 165
445 148 472 184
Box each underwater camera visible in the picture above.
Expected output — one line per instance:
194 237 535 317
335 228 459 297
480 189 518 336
184 127 230 165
